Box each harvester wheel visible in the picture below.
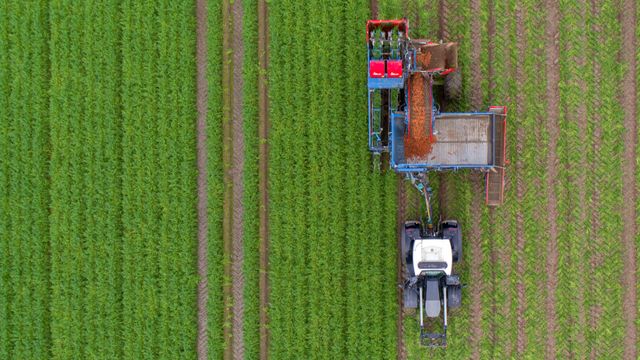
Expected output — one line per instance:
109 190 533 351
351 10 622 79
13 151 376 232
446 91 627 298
447 285 462 308
444 71 462 100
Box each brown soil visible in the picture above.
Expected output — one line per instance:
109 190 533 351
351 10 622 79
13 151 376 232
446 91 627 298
544 1 560 357
221 0 234 359
620 1 637 358
231 0 246 359
196 0 209 358
405 74 435 161
370 0 378 19
514 3 527 355
257 1 269 359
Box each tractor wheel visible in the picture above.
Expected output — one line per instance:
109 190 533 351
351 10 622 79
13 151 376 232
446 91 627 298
444 71 462 100
442 221 462 263
402 222 420 277
447 285 462 309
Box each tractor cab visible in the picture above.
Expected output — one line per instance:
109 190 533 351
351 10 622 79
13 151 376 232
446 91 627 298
413 239 453 277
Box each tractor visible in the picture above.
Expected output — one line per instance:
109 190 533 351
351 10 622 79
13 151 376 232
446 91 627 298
366 19 507 347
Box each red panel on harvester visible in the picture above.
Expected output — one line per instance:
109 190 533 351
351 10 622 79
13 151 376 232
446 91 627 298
387 60 403 78
369 60 385 78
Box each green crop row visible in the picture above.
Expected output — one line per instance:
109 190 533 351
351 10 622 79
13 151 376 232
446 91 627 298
267 1 397 359
207 0 225 358
120 1 198 358
50 1 123 358
2 2 50 359
49 1 88 358
242 0 261 358
0 2 9 355
555 0 591 357
587 0 626 355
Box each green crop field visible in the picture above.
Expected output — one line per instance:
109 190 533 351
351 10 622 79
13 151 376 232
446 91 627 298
2 1 640 359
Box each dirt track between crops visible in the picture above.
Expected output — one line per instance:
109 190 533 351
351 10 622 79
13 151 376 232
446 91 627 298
231 0 246 358
258 0 269 359
620 0 637 358
544 0 560 358
195 0 208 359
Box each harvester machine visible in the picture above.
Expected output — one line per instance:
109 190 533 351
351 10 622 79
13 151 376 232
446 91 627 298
366 19 507 347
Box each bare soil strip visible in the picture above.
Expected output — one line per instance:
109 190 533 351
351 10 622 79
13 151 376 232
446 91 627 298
231 1 246 358
257 1 269 359
544 1 561 357
620 1 637 358
195 0 208 358
221 1 234 359
514 4 527 355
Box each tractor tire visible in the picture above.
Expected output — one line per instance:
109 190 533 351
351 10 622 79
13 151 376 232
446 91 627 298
442 221 462 263
447 285 462 309
444 71 462 101
402 221 420 277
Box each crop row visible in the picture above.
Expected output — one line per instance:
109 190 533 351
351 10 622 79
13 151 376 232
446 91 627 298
586 0 626 355
241 0 261 358
120 1 198 358
1 2 50 359
267 0 397 359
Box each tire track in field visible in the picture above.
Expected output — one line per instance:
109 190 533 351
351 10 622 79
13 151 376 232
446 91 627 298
221 0 233 358
196 0 208 358
468 0 484 357
620 0 637 358
514 3 527 355
544 0 560 357
231 0 246 358
257 0 269 358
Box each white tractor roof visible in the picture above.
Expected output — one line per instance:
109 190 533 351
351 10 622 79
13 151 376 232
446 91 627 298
412 239 452 276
